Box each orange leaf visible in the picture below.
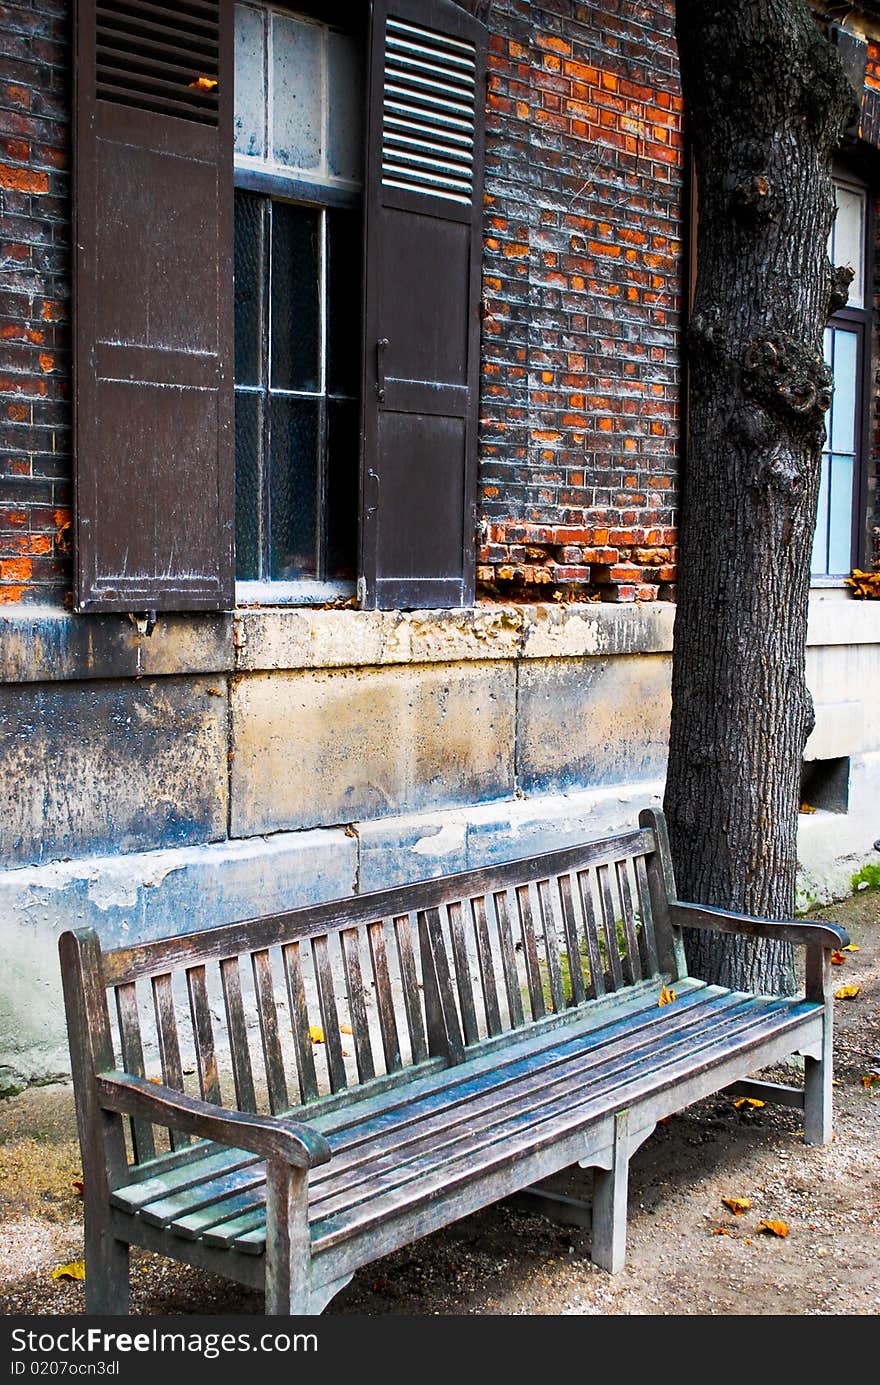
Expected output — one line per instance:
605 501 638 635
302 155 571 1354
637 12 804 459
799 802 816 815
757 1219 789 1238
658 985 676 1007
721 1197 751 1216
830 951 846 965
340 1023 353 1035
834 985 860 1000
711 1226 734 1236
51 1261 85 1282
860 1073 880 1089
189 76 218 91
733 1097 765 1110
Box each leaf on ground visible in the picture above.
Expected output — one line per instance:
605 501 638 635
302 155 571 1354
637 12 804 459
860 1073 880 1089
51 1261 85 1282
830 951 847 965
340 1023 353 1035
799 802 816 814
733 1097 765 1110
757 1220 789 1238
309 1025 325 1044
721 1197 751 1215
711 1227 735 1236
842 943 860 952
658 985 676 1006
72 1180 84 1197
834 985 860 1000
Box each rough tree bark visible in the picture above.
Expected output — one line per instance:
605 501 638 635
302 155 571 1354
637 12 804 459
666 0 857 993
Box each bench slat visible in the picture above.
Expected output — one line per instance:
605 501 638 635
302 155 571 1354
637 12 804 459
220 957 257 1114
312 934 347 1094
393 914 429 1066
633 853 660 977
616 858 642 985
114 983 156 1163
186 965 221 1106
446 901 480 1045
516 883 545 1022
537 878 565 1015
557 874 586 1007
282 941 319 1104
111 1147 259 1212
368 921 402 1073
493 890 524 1028
150 974 188 1151
139 1162 268 1229
472 896 502 1037
596 864 624 991
340 928 375 1084
252 949 289 1115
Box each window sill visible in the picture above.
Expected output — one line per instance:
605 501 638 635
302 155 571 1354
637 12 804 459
235 580 356 608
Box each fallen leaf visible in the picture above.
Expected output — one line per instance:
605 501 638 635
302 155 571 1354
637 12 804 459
189 76 218 91
340 1023 353 1035
842 943 860 952
757 1219 789 1238
341 1048 350 1058
72 1180 84 1197
845 568 880 599
733 1097 765 1110
834 985 860 1000
147 1076 162 1085
309 1025 325 1044
799 802 816 814
711 1227 734 1236
721 1197 751 1215
51 1261 85 1282
860 1073 880 1089
830 951 846 965
658 985 676 1006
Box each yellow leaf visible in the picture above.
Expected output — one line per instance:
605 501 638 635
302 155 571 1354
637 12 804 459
830 951 846 965
309 1025 325 1044
799 802 816 814
189 76 218 91
842 944 860 952
757 1219 789 1238
733 1097 765 1110
658 985 676 1007
340 1023 353 1035
711 1226 734 1237
860 1073 880 1089
834 985 860 1000
51 1261 85 1282
721 1197 751 1216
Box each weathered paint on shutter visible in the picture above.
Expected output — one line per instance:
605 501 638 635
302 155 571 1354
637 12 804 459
74 0 234 612
359 0 487 610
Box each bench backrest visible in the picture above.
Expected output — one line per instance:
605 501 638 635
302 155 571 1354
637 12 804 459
60 808 683 1168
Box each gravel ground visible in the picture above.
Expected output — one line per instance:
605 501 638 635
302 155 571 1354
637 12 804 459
1 890 878 1318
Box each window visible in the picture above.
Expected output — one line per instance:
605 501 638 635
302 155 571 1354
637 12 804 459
813 176 869 580
233 3 364 594
71 0 487 615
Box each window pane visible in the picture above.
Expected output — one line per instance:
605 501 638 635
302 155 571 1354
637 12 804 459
828 454 854 575
830 328 857 455
270 395 319 578
234 2 266 159
272 14 322 172
328 29 364 181
234 190 264 386
811 451 830 576
235 391 262 580
271 202 320 392
327 208 362 396
326 398 359 578
833 184 865 309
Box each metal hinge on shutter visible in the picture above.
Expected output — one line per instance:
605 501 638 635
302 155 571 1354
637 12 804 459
95 0 221 125
381 16 476 204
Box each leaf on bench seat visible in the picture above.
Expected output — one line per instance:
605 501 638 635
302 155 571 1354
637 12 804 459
658 985 676 1006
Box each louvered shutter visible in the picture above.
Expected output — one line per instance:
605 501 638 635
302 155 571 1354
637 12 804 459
74 0 234 612
359 0 487 610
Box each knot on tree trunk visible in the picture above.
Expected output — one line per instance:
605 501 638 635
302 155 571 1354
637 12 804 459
828 261 854 316
727 171 773 223
742 335 832 431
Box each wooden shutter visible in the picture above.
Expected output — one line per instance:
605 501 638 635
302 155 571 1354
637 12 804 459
359 0 487 610
74 0 234 613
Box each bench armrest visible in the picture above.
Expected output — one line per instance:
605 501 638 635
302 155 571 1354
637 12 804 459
95 1072 331 1170
670 902 850 950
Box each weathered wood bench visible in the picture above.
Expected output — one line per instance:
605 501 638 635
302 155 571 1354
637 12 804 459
60 808 848 1315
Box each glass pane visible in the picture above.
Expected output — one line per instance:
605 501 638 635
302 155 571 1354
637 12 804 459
271 202 320 392
234 190 264 387
811 452 830 576
833 184 865 309
272 13 322 171
830 328 857 455
269 395 319 579
328 29 364 181
327 209 362 397
235 390 262 580
326 398 358 579
234 2 266 159
828 454 854 575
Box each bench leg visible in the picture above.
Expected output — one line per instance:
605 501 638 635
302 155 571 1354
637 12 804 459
84 1214 130 1315
591 1111 630 1275
265 1160 313 1315
804 1052 832 1145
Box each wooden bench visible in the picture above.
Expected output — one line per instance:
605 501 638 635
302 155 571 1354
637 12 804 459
59 808 848 1315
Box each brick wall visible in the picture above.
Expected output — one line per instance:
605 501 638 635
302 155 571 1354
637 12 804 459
0 0 71 606
477 0 684 602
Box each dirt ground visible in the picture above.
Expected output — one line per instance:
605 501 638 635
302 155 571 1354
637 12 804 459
1 889 878 1318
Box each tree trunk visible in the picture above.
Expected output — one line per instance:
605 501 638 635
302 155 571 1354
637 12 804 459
666 0 856 994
